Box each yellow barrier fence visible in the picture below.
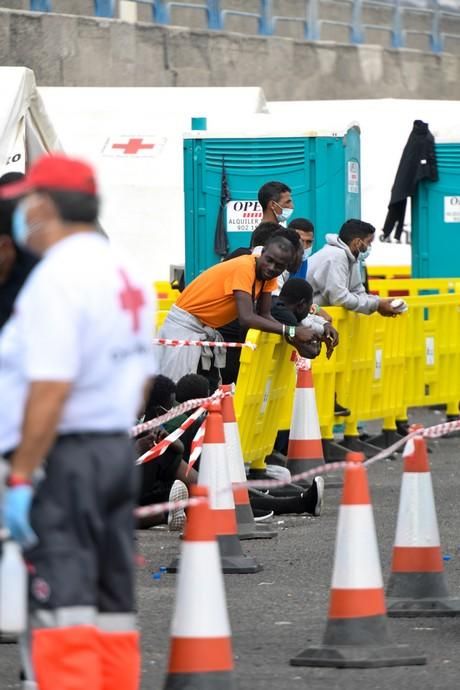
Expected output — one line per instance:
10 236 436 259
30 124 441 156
368 277 460 298
154 281 179 330
234 331 296 471
367 265 410 280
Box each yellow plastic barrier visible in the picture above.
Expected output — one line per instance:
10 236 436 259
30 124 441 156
369 277 460 298
154 281 179 330
367 265 411 280
234 330 296 471
403 293 460 417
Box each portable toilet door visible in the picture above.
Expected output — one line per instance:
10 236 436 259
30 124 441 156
412 142 460 278
183 126 361 283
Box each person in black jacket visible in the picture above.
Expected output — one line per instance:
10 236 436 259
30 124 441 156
0 172 39 330
381 120 438 243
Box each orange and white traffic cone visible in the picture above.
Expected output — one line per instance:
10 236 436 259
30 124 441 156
163 486 236 690
220 385 276 540
387 436 460 617
287 360 325 478
290 454 426 668
168 400 262 574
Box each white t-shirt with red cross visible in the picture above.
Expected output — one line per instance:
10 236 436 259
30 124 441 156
0 232 156 454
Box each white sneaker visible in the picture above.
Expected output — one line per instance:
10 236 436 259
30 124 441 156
168 480 188 532
313 476 325 517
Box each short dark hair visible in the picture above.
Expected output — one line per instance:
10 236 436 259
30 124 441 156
272 228 301 252
279 278 313 304
42 189 99 224
144 375 176 420
176 374 210 403
257 181 291 211
288 217 314 234
339 219 375 245
0 172 25 236
250 222 283 248
263 235 295 258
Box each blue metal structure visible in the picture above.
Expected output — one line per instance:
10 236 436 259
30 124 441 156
25 1 460 54
183 127 361 282
412 143 460 278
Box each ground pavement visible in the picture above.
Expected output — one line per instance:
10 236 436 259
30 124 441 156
1 409 459 689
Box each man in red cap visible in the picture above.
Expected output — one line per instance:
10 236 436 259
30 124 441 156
0 154 155 690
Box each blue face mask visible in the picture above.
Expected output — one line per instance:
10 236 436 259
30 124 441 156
303 247 312 261
12 205 29 247
274 202 294 224
359 246 372 261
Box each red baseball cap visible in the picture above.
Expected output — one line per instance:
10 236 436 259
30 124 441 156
0 153 98 199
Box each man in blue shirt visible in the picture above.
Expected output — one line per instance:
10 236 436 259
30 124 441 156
289 217 314 280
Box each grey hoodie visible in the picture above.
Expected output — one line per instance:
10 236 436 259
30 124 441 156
306 234 380 315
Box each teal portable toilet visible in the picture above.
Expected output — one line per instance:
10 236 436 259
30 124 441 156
183 126 361 283
412 142 460 278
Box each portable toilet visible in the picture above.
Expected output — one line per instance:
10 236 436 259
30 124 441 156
412 141 460 278
183 124 361 282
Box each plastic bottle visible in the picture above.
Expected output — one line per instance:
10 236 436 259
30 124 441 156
0 539 27 634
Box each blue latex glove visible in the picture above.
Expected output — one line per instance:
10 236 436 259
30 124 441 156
4 485 37 549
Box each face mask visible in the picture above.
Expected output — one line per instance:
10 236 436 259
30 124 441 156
12 205 29 247
274 202 294 224
359 243 372 261
303 247 312 261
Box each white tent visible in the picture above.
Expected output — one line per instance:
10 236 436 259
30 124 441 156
0 67 60 177
269 99 460 266
38 86 269 282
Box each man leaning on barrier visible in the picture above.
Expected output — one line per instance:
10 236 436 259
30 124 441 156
157 235 317 386
307 219 402 317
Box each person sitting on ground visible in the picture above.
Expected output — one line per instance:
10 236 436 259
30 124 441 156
158 235 315 386
306 219 402 317
136 375 200 531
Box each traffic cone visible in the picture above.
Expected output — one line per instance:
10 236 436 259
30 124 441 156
220 385 276 540
168 400 262 574
290 455 426 668
163 486 236 690
287 361 325 478
387 436 460 617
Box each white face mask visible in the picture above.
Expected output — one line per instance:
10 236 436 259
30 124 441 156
303 247 312 261
273 201 294 224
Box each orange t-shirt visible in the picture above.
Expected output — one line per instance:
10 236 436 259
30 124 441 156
176 254 278 328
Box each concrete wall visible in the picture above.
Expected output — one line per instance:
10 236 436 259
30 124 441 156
1 8 460 98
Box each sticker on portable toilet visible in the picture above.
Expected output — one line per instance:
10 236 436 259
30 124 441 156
226 200 263 233
425 337 435 366
102 136 165 157
348 161 359 194
444 196 460 223
374 349 382 380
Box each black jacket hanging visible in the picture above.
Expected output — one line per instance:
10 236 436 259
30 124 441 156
214 159 230 258
382 120 438 240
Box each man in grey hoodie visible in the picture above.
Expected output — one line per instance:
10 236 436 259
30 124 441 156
306 219 399 317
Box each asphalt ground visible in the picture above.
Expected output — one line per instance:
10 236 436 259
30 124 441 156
1 408 460 689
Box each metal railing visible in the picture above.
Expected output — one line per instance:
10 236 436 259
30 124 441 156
25 0 460 53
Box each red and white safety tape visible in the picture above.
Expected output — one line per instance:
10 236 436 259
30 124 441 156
187 420 206 472
135 406 207 465
153 338 257 350
133 417 460 519
130 389 230 437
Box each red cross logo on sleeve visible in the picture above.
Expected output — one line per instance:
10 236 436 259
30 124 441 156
118 269 146 332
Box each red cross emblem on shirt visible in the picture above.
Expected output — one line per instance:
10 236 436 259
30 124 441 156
112 138 155 155
118 269 145 332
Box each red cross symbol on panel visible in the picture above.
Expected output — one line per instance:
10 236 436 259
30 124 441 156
112 138 155 155
118 269 145 332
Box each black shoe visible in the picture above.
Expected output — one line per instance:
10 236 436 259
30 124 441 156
334 400 351 417
252 508 274 522
300 477 325 516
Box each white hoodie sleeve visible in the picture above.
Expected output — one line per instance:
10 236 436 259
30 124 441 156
310 254 380 315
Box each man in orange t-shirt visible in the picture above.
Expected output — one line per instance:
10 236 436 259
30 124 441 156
158 236 315 384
